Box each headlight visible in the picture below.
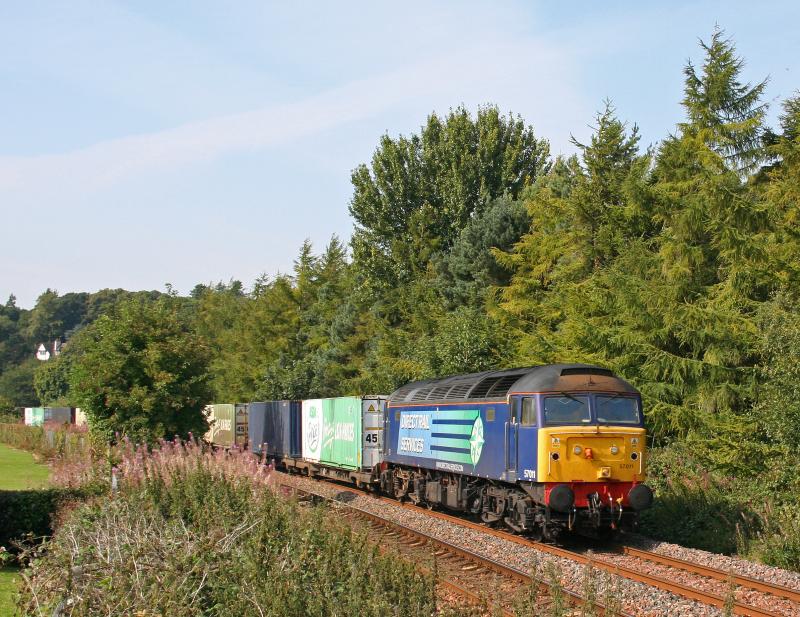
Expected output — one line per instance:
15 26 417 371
573 445 582 455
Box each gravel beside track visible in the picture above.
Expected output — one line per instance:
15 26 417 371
273 472 718 616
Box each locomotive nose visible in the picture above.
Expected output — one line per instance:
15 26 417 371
628 484 654 510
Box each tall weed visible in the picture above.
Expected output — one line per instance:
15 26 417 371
17 440 438 617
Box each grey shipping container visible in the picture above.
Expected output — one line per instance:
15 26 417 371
44 407 72 424
248 401 302 459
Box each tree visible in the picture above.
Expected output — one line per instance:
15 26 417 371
350 105 550 290
436 195 531 308
761 94 800 288
680 28 767 174
495 104 649 367
69 297 212 442
0 360 39 407
496 33 774 467
260 237 358 399
430 307 506 376
0 294 28 371
33 337 80 406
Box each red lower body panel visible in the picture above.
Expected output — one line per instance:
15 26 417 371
544 481 635 507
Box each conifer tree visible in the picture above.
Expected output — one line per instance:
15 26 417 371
495 104 648 366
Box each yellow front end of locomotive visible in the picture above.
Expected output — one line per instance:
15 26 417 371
537 426 647 483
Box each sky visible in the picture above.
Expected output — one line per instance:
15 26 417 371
2 1 799 308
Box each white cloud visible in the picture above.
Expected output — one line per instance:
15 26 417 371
0 35 585 200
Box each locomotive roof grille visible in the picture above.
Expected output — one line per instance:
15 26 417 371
409 388 431 402
428 385 452 400
444 382 473 400
387 364 639 404
467 376 502 398
484 374 523 397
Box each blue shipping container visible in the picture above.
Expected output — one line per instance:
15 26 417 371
248 401 302 458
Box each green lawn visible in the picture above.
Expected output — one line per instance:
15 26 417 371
0 568 18 617
0 444 49 616
0 444 49 490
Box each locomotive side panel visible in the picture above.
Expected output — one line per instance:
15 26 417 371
384 402 511 480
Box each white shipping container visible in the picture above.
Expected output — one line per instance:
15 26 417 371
74 408 88 426
301 399 323 462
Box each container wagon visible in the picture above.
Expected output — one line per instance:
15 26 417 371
204 403 249 449
248 400 302 459
24 407 45 426
282 396 387 487
44 407 72 424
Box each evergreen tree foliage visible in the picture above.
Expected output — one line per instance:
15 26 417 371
436 195 531 308
680 28 768 174
495 104 649 366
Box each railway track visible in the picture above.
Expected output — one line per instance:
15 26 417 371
279 481 623 616
613 545 800 607
400 498 796 617
277 472 800 616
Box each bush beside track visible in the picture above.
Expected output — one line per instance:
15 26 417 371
15 441 445 617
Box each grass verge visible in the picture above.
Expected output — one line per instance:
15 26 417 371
0 444 49 490
0 568 17 617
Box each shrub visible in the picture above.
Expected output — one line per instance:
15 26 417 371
18 446 438 617
744 504 800 571
0 423 91 461
0 488 96 554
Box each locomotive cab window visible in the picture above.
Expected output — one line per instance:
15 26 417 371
521 398 537 426
543 395 590 424
596 395 640 425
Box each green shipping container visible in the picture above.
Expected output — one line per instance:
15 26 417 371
320 397 362 470
24 407 45 426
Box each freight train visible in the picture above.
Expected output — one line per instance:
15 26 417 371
205 364 653 540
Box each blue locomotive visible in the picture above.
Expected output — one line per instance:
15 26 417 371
243 364 653 539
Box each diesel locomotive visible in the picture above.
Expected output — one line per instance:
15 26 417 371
239 363 653 540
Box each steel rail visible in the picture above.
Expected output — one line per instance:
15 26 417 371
617 545 800 604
